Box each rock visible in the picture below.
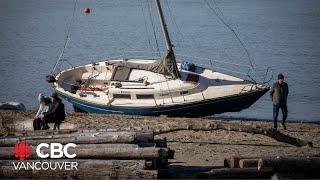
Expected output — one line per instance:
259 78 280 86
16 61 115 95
0 102 26 111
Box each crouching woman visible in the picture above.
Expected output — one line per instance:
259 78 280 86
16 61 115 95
41 92 65 130
33 93 51 130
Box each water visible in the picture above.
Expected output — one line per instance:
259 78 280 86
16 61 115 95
0 0 319 121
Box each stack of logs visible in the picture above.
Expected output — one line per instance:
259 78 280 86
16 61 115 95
0 129 174 179
197 155 320 179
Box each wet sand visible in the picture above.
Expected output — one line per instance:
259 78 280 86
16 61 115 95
1 110 319 178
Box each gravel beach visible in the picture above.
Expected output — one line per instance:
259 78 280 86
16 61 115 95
1 110 319 178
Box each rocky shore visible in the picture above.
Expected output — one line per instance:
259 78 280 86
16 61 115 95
1 110 319 178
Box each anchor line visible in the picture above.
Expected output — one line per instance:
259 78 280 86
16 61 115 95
203 0 258 79
51 0 78 76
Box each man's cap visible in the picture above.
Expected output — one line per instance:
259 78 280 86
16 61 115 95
51 92 59 99
278 73 284 80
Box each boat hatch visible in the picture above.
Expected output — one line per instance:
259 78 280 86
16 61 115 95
110 66 131 81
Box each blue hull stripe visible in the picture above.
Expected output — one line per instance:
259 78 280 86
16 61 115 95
70 99 124 114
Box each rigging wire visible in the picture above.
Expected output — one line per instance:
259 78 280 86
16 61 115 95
51 0 78 75
146 0 161 58
164 0 187 53
139 0 153 53
203 0 257 74
163 0 186 101
164 0 179 46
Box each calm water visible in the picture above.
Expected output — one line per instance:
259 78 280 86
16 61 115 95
0 0 319 121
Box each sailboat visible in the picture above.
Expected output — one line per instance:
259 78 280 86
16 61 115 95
46 0 270 117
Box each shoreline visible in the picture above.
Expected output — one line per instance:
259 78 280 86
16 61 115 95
10 108 320 123
1 110 319 178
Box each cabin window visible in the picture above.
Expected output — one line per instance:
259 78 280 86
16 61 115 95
113 94 131 99
159 93 169 97
136 94 155 99
180 91 189 95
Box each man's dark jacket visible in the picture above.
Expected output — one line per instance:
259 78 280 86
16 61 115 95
44 102 65 123
270 82 289 106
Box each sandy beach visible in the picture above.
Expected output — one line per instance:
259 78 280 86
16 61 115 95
1 110 319 178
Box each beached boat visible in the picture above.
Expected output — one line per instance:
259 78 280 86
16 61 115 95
47 0 269 117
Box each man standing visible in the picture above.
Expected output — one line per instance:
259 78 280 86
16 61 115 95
270 73 289 130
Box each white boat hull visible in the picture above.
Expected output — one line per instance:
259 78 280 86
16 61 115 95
50 59 269 117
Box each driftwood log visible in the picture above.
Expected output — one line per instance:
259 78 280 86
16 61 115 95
0 159 157 179
0 130 154 146
258 157 320 172
239 158 260 168
224 156 258 168
0 159 146 170
0 145 170 160
196 168 273 179
7 129 78 137
2 119 310 147
153 122 311 147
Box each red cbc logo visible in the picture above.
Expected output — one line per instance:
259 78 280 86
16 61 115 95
12 140 32 160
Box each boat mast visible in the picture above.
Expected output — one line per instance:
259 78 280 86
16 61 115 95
155 0 173 51
154 0 180 79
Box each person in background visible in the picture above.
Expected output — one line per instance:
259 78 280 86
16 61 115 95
270 73 289 130
41 92 65 130
33 93 51 130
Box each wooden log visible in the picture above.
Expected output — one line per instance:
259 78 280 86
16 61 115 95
0 130 154 146
0 159 146 170
135 129 154 143
224 156 257 168
0 145 170 160
239 159 260 168
196 168 273 179
216 124 310 147
224 156 240 168
8 129 78 137
17 131 138 140
154 122 311 147
0 135 134 146
0 159 157 179
258 157 320 172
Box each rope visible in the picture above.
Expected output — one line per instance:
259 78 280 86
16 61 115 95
203 0 257 74
52 38 70 75
51 0 78 75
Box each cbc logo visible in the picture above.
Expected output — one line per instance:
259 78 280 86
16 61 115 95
12 141 79 171
36 143 77 159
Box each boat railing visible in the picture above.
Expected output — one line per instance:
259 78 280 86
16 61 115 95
106 50 273 85
174 54 273 85
54 50 272 86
